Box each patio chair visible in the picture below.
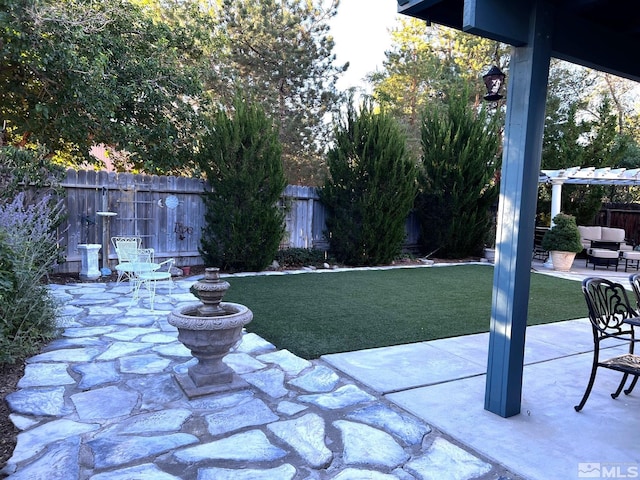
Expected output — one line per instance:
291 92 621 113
628 273 640 315
134 258 175 311
576 277 640 411
112 237 157 291
127 248 155 294
112 236 142 283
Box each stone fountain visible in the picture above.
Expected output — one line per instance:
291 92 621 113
168 267 253 398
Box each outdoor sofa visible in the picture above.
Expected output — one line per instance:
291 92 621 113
578 225 637 271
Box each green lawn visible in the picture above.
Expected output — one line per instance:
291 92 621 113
222 264 587 359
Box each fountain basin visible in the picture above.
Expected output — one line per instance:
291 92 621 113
167 268 253 398
169 302 252 331
169 303 253 398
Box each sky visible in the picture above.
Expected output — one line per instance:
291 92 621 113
329 0 401 92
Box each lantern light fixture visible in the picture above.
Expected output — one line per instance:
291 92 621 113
482 66 505 101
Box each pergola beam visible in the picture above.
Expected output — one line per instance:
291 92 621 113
540 167 640 223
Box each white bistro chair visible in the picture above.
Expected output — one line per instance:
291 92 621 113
134 258 175 311
112 236 143 285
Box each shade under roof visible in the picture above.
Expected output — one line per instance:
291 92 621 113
396 0 640 419
398 0 640 83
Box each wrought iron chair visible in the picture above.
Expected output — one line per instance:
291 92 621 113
127 248 155 296
135 258 175 311
576 277 640 411
112 236 143 284
628 273 640 315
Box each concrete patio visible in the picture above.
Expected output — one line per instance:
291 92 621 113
325 258 640 480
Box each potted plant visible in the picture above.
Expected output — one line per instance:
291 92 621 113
483 217 497 263
541 213 583 271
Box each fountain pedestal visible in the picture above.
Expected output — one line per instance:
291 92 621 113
168 268 253 398
174 324 248 397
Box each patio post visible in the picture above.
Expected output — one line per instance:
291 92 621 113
484 3 552 418
550 178 563 223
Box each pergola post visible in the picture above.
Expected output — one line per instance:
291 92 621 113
550 178 563 223
484 4 552 418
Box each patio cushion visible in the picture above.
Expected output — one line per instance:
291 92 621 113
578 225 633 251
623 251 640 260
578 225 601 241
601 227 625 242
587 248 619 259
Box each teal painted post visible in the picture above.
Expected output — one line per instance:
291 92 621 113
484 3 552 418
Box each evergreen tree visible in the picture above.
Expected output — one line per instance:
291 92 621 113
198 95 286 272
319 100 417 266
208 0 347 185
369 19 508 155
369 17 439 143
417 91 501 258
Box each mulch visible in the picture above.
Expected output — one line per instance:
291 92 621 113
0 361 25 475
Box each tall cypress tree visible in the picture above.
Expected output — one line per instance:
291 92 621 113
416 92 501 258
320 101 418 266
198 94 286 272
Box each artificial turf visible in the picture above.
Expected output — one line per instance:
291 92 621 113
222 264 587 359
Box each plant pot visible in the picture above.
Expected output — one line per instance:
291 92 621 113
182 266 191 276
483 248 496 263
550 250 576 272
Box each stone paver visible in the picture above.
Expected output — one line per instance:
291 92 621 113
2 278 522 480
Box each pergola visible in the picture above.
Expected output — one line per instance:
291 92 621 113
397 0 640 418
540 167 640 221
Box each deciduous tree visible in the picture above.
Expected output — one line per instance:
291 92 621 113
539 62 637 224
0 0 203 173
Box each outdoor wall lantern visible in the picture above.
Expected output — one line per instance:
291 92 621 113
482 65 505 101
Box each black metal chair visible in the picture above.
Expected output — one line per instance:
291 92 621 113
576 277 640 411
629 273 640 314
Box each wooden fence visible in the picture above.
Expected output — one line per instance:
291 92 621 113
53 170 420 273
595 203 640 246
55 169 206 273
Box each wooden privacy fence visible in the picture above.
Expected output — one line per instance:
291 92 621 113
54 170 420 273
595 204 640 246
280 185 420 253
55 170 206 273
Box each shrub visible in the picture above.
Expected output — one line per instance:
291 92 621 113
541 213 583 253
319 100 418 266
275 248 328 269
198 94 287 272
416 92 501 258
0 145 66 203
0 192 64 364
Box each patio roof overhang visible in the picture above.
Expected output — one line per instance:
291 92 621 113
398 0 640 83
397 0 640 418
